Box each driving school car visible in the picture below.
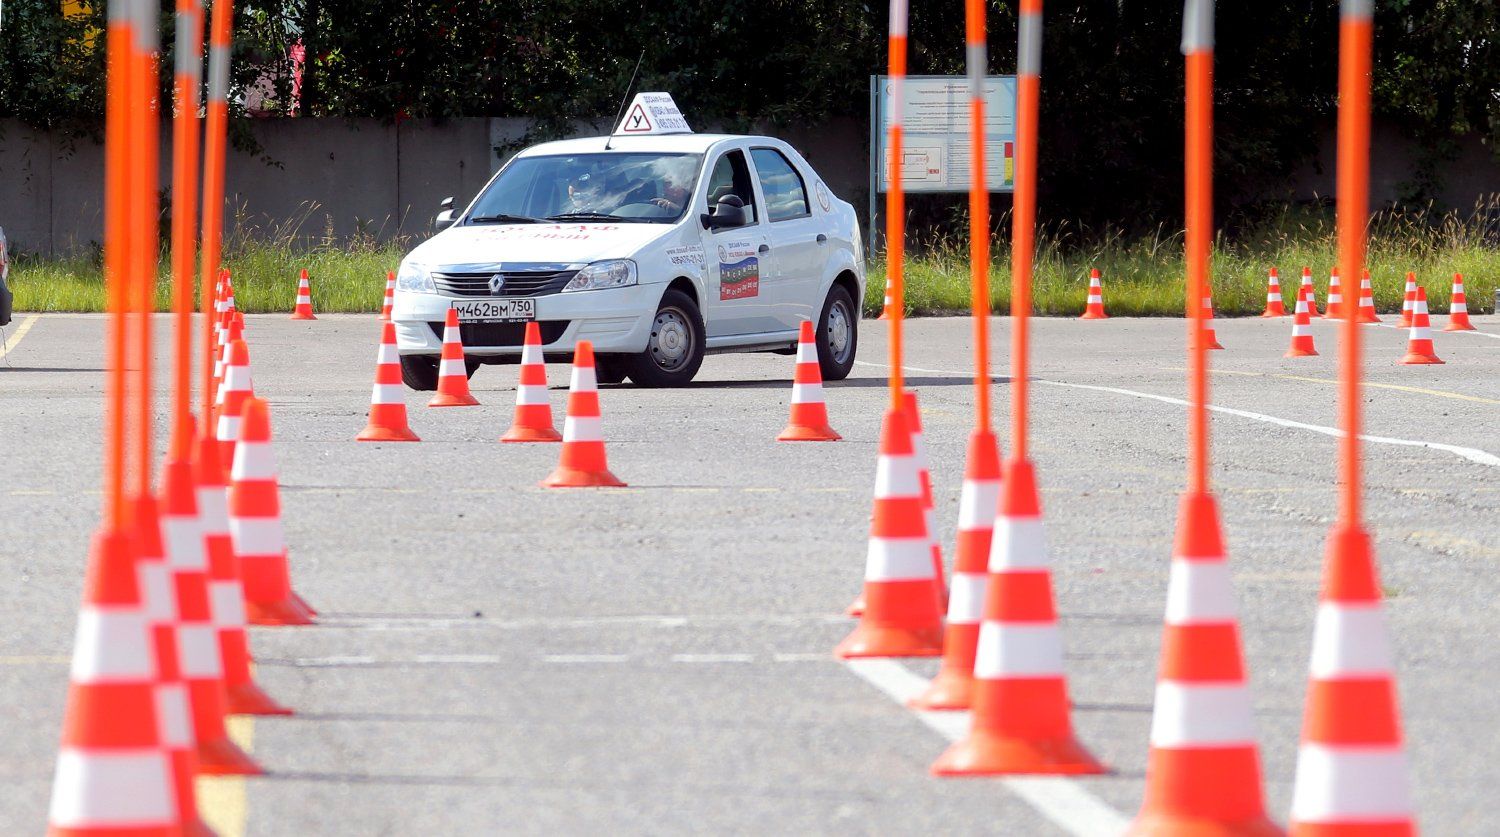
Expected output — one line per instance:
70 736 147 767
392 93 865 388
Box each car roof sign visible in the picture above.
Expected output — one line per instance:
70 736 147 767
614 92 693 136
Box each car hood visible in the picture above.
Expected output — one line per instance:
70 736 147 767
408 222 678 269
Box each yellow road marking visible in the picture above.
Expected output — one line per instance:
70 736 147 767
1162 366 1500 405
197 713 254 837
0 313 40 360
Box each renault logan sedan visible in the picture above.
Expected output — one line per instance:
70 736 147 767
392 132 865 387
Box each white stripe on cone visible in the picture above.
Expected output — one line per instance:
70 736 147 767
1291 747 1413 821
988 518 1049 571
230 517 286 557
516 384 549 406
864 537 933 581
946 572 987 623
875 453 921 497
1149 682 1257 746
1164 560 1238 622
973 622 1065 677
230 442 277 481
70 609 154 680
154 683 192 748
562 415 603 442
1309 603 1393 676
48 750 174 825
177 624 222 678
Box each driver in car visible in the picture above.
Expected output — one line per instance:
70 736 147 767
566 171 606 212
649 175 690 214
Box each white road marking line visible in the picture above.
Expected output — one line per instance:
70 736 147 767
854 360 1500 469
844 659 1129 837
542 654 630 664
413 654 502 664
0 313 40 360
286 655 378 667
772 652 832 662
1372 321 1500 340
672 653 755 663
316 613 844 631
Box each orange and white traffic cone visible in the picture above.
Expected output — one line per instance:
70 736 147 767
1201 289 1224 350
542 341 626 487
357 322 421 442
1079 269 1107 319
1326 268 1344 317
1286 286 1319 358
1445 272 1475 332
290 268 316 320
909 429 1000 710
211 309 239 395
878 275 894 320
215 338 254 464
931 458 1104 775
159 450 261 775
1396 272 1417 328
195 435 292 717
1261 268 1286 317
1289 524 1415 834
834 407 944 658
1299 267 1322 318
47 529 181 836
1357 269 1381 323
429 309 480 407
501 321 562 443
903 391 945 606
1127 492 1278 834
777 320 841 441
1399 286 1443 365
231 398 316 626
380 270 395 321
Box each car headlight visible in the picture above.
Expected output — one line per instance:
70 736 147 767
396 262 435 294
563 259 637 292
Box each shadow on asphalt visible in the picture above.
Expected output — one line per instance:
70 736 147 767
678 375 1006 391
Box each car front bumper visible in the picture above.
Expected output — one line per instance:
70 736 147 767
393 283 664 356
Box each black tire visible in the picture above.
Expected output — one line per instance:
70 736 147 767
817 284 858 381
400 354 440 391
595 354 629 385
464 358 482 379
625 288 706 387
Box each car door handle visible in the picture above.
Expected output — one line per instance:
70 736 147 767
758 244 771 254
816 234 828 244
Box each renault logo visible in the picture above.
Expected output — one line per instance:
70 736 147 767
488 273 506 294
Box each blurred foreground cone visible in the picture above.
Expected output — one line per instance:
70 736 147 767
1399 286 1443 365
902 391 945 606
931 458 1104 775
290 268 316 320
1286 287 1319 358
1326 269 1344 317
1396 272 1417 328
1127 492 1278 835
429 309 480 407
1445 272 1474 332
1299 267 1321 318
160 452 261 775
1201 291 1224 351
231 398 316 626
357 322 420 442
835 407 943 658
909 429 1000 710
215 338 254 463
1290 526 1415 834
501 321 562 442
195 435 292 716
380 270 395 320
1357 270 1381 323
47 529 179 836
1261 268 1286 317
1079 269 1107 319
542 341 625 487
777 320 841 441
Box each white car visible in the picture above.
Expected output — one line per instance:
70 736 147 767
392 126 865 388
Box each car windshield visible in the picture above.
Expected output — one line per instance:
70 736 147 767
467 152 703 224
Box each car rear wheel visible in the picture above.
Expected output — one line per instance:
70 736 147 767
400 355 440 390
625 288 705 387
817 284 857 381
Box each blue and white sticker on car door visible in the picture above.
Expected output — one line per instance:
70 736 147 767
717 240 759 301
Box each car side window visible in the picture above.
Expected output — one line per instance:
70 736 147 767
750 148 810 222
705 150 758 226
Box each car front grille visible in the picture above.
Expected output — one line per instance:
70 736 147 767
427 320 571 346
431 270 577 298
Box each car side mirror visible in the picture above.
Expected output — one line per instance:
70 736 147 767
435 197 456 229
701 195 747 230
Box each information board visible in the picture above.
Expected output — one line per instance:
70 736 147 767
871 75 1017 194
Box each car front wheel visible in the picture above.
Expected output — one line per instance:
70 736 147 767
817 284 858 381
624 288 706 387
400 355 440 390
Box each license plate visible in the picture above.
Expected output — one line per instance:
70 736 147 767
451 297 535 322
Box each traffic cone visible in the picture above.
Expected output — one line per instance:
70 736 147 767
1261 268 1286 317
380 270 395 321
1286 287 1319 358
1445 272 1475 332
909 429 1001 710
215 338 254 464
1201 290 1224 351
429 308 480 407
211 309 239 395
931 458 1105 775
1357 270 1381 323
777 320 841 441
47 528 179 836
1289 524 1415 834
878 275 894 319
1299 267 1322 318
290 268 316 320
231 398 316 626
1080 269 1107 319
542 341 626 487
160 451 261 775
834 407 944 658
1326 269 1344 318
1399 286 1443 365
357 322 421 442
195 434 292 717
1127 492 1278 835
1396 272 1417 328
902 391 945 607
501 321 562 443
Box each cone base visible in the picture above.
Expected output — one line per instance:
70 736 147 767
907 665 974 711
196 735 264 776
501 425 563 443
931 729 1106 776
226 681 294 716
184 816 216 837
1208 342 1225 350
1359 312 1382 323
1127 812 1284 836
293 591 318 616
247 595 317 626
542 466 626 488
1285 346 1318 358
1079 311 1107 320
357 423 420 442
777 423 842 442
428 392 480 407
833 622 943 659
1444 321 1475 332
845 594 865 617
1399 353 1443 365
289 312 317 321
1259 310 1285 318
